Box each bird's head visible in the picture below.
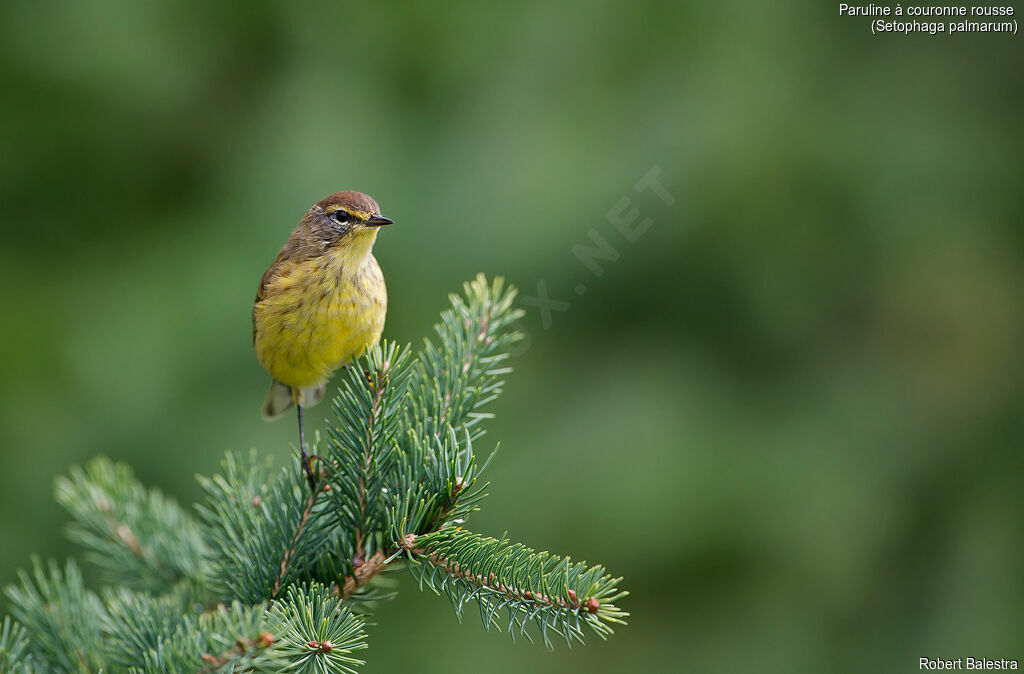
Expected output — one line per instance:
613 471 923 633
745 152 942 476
308 190 393 248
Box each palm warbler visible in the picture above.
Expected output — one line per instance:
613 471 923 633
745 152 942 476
252 191 392 488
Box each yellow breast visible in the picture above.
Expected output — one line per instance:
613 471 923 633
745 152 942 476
253 249 387 388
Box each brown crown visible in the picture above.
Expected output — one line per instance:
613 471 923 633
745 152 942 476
314 191 381 218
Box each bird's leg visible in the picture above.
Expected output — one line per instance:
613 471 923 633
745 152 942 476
296 404 316 492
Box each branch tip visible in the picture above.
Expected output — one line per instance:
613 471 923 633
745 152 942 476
306 639 334 654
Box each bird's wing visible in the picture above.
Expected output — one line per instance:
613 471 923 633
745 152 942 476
252 251 289 344
252 228 318 344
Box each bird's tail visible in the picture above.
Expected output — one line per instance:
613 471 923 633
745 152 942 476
261 379 326 420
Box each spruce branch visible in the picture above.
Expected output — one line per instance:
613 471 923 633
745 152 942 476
134 601 281 673
0 616 36 673
4 558 106 673
404 274 524 445
338 551 389 600
325 341 412 569
385 274 522 538
100 584 198 670
272 485 321 599
1 275 629 667
397 528 628 647
196 451 333 604
54 456 210 593
267 581 368 674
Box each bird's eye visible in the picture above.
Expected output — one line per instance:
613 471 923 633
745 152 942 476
331 209 352 224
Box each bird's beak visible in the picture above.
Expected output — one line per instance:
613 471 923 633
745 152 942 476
366 215 394 227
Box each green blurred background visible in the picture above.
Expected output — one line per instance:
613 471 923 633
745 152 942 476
2 2 1022 672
